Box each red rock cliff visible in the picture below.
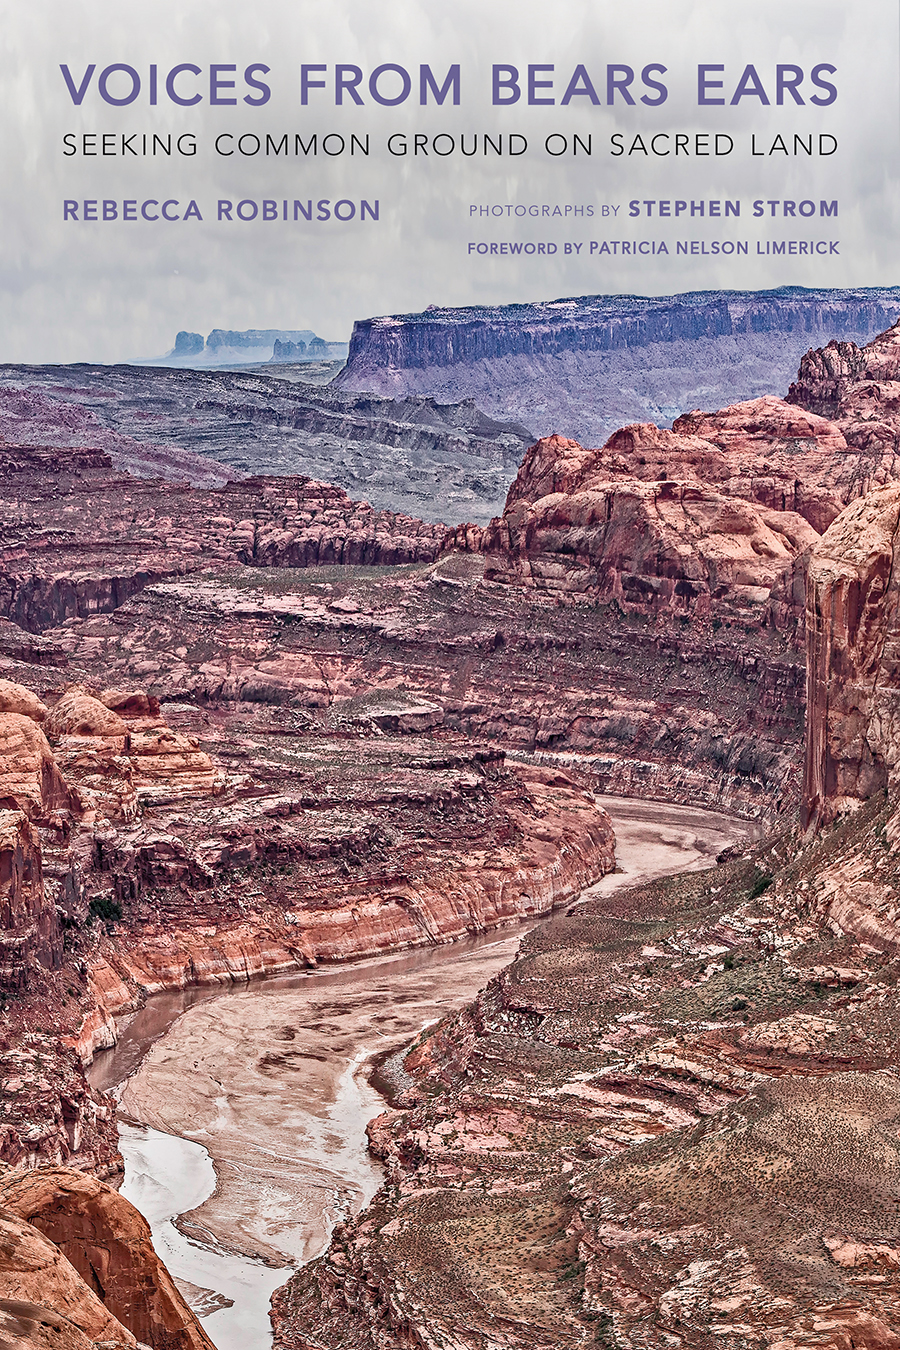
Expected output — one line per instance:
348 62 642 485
803 483 900 827
1 1167 215 1350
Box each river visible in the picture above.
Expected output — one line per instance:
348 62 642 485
87 796 754 1349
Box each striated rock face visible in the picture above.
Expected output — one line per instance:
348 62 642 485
0 1028 118 1173
803 483 900 828
273 795 900 1350
0 811 59 992
794 321 900 826
0 714 75 817
83 759 616 1006
1 1167 215 1350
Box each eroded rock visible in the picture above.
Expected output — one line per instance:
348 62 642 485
1 1167 215 1350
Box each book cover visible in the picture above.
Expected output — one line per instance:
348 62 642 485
1 4 899 1349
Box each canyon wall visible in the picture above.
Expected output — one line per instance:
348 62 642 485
797 317 900 826
0 811 59 992
342 288 899 371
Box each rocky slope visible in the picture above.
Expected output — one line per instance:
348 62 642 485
0 441 447 632
804 482 900 829
337 286 900 447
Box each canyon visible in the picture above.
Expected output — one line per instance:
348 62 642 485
4 305 900 1346
0 364 532 524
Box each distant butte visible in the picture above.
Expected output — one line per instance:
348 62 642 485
337 285 900 448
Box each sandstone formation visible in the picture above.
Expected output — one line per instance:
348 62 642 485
484 426 820 614
803 484 900 827
0 679 48 722
483 376 900 618
0 713 74 818
1 1167 215 1350
0 811 59 992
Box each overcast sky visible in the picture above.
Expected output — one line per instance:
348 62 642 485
1 0 897 362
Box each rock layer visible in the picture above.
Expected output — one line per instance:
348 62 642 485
0 811 58 992
336 286 900 447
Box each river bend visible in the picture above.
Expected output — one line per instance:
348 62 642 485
88 796 753 1349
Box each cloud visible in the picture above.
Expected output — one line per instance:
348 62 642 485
1 0 896 361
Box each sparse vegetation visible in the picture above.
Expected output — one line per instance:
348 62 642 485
87 896 123 925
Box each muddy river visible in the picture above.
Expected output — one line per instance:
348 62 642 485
88 796 754 1349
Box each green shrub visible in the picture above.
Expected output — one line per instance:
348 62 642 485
749 870 774 900
88 897 123 924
